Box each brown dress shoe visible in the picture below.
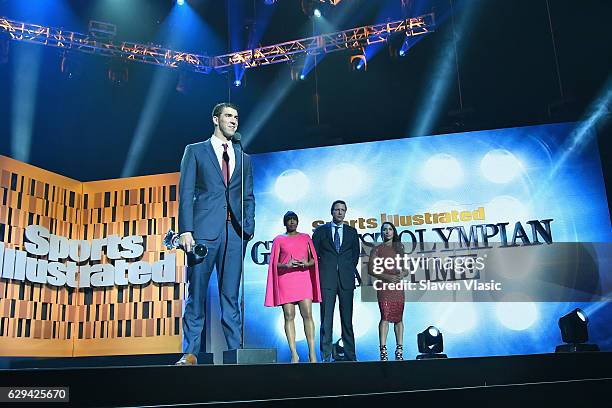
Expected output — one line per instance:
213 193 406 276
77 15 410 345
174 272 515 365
175 353 197 366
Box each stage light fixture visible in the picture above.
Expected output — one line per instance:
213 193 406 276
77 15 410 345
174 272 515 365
416 326 447 359
301 0 314 16
177 0 185 6
60 52 82 80
290 60 306 81
349 49 367 72
176 70 195 94
234 79 242 87
555 308 600 352
107 61 129 86
301 0 328 18
332 339 346 361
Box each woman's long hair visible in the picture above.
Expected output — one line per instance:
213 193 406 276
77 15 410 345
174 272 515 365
380 221 404 255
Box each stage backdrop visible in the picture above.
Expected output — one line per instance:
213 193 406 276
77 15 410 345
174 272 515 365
243 122 612 362
0 155 182 356
1 122 611 360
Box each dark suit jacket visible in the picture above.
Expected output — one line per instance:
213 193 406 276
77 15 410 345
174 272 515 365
178 138 255 240
312 222 360 290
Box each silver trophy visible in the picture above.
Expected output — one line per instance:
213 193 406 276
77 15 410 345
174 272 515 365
164 229 208 266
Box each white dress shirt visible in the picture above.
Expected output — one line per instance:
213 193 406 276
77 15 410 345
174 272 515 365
210 135 235 180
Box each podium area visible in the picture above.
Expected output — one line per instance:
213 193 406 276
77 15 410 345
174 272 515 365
0 352 610 407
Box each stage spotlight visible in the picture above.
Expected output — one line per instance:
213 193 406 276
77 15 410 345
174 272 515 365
177 0 185 6
176 70 194 94
107 61 129 86
416 326 447 359
349 49 367 72
290 60 306 81
301 0 314 16
301 0 328 18
332 339 346 361
232 68 245 88
398 49 405 57
555 308 600 352
60 52 82 80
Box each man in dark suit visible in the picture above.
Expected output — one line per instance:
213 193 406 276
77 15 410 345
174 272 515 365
312 200 360 361
176 102 255 365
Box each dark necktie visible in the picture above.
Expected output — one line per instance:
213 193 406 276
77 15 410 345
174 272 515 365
334 226 341 252
222 143 229 186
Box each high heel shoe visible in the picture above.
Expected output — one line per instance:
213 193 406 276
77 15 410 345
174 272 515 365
395 344 404 361
379 345 388 361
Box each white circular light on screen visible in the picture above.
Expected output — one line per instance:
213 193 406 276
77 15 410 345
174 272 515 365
434 303 477 334
274 169 310 202
496 298 538 331
485 195 529 225
480 149 524 184
422 154 464 188
325 163 365 197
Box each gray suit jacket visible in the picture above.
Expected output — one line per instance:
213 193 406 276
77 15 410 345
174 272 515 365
178 138 255 240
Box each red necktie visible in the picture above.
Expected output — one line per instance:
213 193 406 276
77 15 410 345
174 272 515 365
222 144 231 221
222 143 229 186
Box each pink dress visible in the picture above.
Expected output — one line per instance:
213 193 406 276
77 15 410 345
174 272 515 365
264 233 322 307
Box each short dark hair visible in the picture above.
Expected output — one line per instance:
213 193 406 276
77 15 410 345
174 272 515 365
212 102 239 118
283 211 298 226
330 200 347 214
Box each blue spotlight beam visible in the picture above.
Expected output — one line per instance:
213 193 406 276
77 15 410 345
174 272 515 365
11 44 42 163
1 13 434 74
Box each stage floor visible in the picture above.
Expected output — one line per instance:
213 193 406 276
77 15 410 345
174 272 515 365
0 352 610 407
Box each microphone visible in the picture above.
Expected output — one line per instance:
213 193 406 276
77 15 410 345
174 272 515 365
232 132 242 146
163 229 208 266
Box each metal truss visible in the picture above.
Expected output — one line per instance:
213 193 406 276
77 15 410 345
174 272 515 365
0 18 211 73
0 13 434 74
212 13 434 70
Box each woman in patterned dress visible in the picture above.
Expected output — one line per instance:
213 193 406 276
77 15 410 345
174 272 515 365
368 222 407 360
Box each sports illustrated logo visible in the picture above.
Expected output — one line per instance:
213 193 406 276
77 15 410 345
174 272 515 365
0 225 176 289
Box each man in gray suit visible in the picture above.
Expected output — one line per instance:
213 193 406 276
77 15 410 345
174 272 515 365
176 102 255 365
312 200 360 361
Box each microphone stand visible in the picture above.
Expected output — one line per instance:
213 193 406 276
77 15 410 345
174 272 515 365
232 132 245 349
229 133 275 364
232 134 246 349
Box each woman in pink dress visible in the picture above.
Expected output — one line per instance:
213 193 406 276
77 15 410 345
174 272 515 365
368 222 407 361
265 211 321 363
